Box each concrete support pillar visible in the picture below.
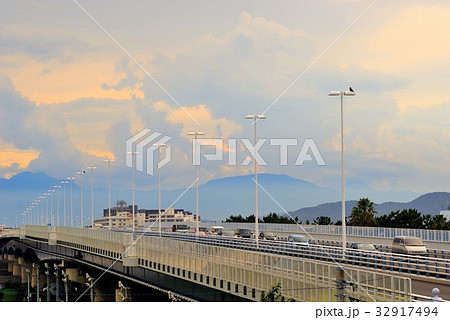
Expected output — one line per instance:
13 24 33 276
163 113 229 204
39 274 46 291
13 262 21 277
7 254 16 273
65 268 82 283
94 288 107 302
115 287 131 302
31 267 37 288
18 257 25 266
21 266 28 284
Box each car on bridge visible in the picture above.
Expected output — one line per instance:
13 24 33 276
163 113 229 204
210 226 224 234
391 236 427 255
287 234 309 245
259 232 277 241
237 229 252 238
218 229 238 238
349 243 378 251
172 224 190 233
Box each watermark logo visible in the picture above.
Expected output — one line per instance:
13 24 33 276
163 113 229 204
193 138 325 166
126 129 172 175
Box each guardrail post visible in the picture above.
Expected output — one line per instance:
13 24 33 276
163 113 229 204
425 260 430 277
398 257 403 273
415 258 421 275
435 260 440 278
445 262 450 280
389 256 394 271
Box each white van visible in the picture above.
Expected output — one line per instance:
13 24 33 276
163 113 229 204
210 226 224 234
391 236 427 255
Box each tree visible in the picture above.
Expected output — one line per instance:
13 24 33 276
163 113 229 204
348 198 376 227
225 214 245 222
260 283 295 302
313 216 332 225
431 214 449 230
388 209 423 229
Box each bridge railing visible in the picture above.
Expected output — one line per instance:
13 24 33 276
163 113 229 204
21 226 414 302
167 222 450 243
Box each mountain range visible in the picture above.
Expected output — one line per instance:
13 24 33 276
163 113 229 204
290 192 450 223
0 171 447 226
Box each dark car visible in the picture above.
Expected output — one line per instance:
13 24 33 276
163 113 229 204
237 229 252 238
198 227 209 234
172 224 189 232
259 231 277 240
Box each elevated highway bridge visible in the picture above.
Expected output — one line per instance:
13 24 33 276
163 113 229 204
1 225 448 302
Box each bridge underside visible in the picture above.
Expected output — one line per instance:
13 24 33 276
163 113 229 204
2 238 249 302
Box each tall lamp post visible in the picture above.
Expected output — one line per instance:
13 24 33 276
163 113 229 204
67 177 75 227
127 152 138 232
245 114 266 245
187 131 204 235
39 197 44 225
48 190 55 226
44 193 49 226
61 181 68 226
104 159 114 230
44 263 50 302
328 89 355 257
153 144 168 236
76 171 87 227
87 166 97 228
54 185 61 226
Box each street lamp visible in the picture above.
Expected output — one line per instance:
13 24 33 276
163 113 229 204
44 193 49 226
39 197 44 225
328 88 355 257
187 131 205 235
104 159 114 230
48 190 55 226
54 264 60 302
153 144 168 236
87 166 97 228
86 273 95 302
127 152 138 232
245 114 266 245
26 268 31 302
32 263 40 302
76 171 87 227
61 181 68 226
44 263 50 302
61 270 69 302
54 185 61 226
67 177 75 227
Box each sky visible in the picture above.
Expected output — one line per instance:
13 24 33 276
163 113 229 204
1 0 450 201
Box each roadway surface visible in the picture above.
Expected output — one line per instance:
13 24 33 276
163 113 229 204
412 279 450 300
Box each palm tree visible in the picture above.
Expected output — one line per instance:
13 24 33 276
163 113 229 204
349 198 376 227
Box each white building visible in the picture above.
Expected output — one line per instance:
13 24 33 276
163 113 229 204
440 210 450 220
94 200 197 229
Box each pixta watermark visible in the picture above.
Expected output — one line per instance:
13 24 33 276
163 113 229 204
126 129 325 175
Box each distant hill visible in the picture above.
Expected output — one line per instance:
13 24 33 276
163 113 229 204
0 171 60 190
290 192 450 222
